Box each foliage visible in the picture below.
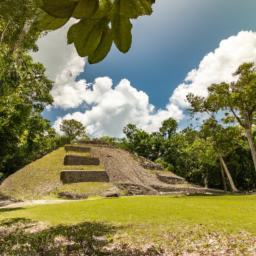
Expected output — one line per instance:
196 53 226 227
187 63 256 173
60 119 87 142
0 2 68 178
0 0 42 52
121 117 256 191
39 0 156 63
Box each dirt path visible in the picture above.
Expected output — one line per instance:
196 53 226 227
0 198 103 209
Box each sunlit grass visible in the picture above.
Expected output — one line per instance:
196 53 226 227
1 195 256 234
1 195 256 254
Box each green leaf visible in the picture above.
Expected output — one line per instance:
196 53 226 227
67 19 106 57
41 0 77 18
112 14 132 53
37 12 69 31
93 0 112 19
72 0 99 19
88 28 113 64
119 0 154 18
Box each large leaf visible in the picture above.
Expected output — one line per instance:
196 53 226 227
68 19 106 57
41 0 77 18
112 14 132 53
88 28 113 64
72 0 99 19
93 0 112 19
119 0 154 18
37 12 69 31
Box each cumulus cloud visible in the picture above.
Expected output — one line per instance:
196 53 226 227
54 77 183 137
32 21 87 109
169 31 256 110
35 29 256 137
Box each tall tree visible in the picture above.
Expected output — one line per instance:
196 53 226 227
200 118 240 192
0 0 42 53
0 0 64 176
188 63 256 173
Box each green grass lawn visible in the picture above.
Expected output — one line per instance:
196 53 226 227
1 195 255 233
0 147 105 200
1 195 256 254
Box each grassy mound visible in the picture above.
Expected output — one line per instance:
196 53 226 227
0 195 256 254
0 147 105 200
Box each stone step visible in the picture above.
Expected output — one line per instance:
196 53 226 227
60 170 109 184
156 173 185 185
65 145 91 153
64 155 100 166
151 184 225 195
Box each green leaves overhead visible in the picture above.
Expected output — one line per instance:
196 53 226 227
37 13 69 31
68 18 107 57
72 0 99 19
118 0 154 18
112 15 132 53
41 0 77 18
88 27 113 64
39 0 156 63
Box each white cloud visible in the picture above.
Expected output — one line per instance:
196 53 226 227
32 21 88 109
54 77 183 137
35 29 256 137
169 31 256 109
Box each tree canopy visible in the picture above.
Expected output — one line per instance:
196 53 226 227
60 119 87 142
187 63 256 173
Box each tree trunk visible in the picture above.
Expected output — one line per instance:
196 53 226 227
203 175 208 188
220 160 227 191
219 156 238 192
245 128 256 173
9 20 32 54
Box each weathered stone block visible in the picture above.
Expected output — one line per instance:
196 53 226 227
156 173 185 184
60 171 109 184
64 155 100 165
65 145 91 153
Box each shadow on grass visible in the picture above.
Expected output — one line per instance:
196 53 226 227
0 207 24 213
0 218 163 256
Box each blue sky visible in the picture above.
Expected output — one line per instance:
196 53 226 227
37 0 256 136
84 0 256 107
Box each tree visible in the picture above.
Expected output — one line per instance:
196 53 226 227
60 119 87 142
160 118 178 139
0 1 66 177
0 0 42 53
0 45 53 171
38 0 156 64
187 63 256 173
200 118 240 192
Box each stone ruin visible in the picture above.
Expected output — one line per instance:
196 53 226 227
60 170 109 184
61 145 109 184
64 155 100 166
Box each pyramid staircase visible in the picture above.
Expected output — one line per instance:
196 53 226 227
60 145 109 184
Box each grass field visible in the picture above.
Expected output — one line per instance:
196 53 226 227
0 147 105 200
1 195 256 254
